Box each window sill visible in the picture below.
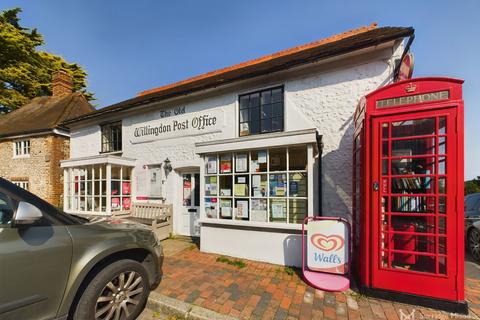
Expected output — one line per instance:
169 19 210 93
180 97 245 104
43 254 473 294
198 218 303 231
99 150 123 155
13 155 30 159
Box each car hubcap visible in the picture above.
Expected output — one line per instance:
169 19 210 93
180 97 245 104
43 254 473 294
95 271 144 320
469 230 480 260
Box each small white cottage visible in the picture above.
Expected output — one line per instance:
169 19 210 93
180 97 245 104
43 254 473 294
61 24 414 266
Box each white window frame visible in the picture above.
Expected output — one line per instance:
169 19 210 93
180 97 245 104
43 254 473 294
12 180 29 190
202 145 312 225
13 140 30 158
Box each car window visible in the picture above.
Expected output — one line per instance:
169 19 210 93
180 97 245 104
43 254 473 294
0 192 15 227
465 195 480 211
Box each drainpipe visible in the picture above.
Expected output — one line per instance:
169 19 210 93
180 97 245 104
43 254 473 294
316 133 323 216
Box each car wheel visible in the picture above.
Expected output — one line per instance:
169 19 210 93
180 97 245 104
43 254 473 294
469 228 480 262
73 259 150 320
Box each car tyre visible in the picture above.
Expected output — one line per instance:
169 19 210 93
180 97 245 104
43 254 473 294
468 228 480 262
73 259 150 320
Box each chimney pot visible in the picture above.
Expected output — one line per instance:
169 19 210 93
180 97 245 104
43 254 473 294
52 70 73 97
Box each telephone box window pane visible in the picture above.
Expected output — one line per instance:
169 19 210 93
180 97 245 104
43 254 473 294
439 137 446 154
439 196 447 214
391 177 434 194
439 237 447 254
382 160 388 175
438 177 447 194
391 196 435 213
270 199 287 222
392 138 435 156
269 148 286 171
392 234 437 254
391 157 435 175
391 217 435 234
289 199 307 223
391 118 436 138
382 123 389 138
289 146 307 170
382 141 388 157
439 256 447 275
439 157 446 174
439 117 446 134
439 217 446 234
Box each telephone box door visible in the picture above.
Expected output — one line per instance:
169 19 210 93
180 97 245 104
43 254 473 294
371 108 459 300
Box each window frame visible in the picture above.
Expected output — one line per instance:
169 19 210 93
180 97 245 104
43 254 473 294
238 86 285 137
203 146 309 224
13 140 31 158
12 180 29 191
100 121 122 153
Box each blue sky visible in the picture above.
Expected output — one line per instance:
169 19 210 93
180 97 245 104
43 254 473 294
2 0 479 179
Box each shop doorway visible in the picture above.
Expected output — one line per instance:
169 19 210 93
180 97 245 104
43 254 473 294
371 109 458 300
179 172 200 237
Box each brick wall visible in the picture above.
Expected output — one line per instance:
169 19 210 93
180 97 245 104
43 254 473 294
0 134 69 207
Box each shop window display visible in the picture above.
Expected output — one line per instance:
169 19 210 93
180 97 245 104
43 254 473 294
204 146 308 224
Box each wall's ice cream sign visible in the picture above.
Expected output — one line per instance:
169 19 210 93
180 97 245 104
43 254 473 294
307 220 348 274
130 108 225 143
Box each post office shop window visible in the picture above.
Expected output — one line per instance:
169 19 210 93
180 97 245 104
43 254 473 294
203 146 309 224
101 121 122 153
14 140 30 157
239 86 284 136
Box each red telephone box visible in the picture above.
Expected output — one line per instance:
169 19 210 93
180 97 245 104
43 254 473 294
353 77 466 313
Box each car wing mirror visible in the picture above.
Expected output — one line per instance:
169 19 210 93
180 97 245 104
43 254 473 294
14 201 43 225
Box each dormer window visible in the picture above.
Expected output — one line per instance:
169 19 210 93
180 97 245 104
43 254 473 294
101 122 122 153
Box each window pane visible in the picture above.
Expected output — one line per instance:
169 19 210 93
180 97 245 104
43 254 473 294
261 104 272 119
251 174 267 197
250 150 267 172
250 93 260 107
205 198 218 218
251 199 267 222
219 176 232 196
269 148 286 171
391 157 435 175
289 173 307 197
272 88 283 103
261 119 271 133
391 118 435 138
240 109 249 122
239 95 249 109
219 198 232 219
206 156 217 174
392 138 435 156
289 199 307 223
272 102 283 117
272 117 283 132
219 154 232 173
234 175 249 197
270 199 287 222
289 146 307 170
235 153 248 173
261 91 271 104
269 173 287 197
205 176 217 196
235 199 249 220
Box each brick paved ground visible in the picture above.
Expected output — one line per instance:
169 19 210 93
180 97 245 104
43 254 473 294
154 239 480 320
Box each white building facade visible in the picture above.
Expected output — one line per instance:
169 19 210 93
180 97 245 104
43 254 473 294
61 25 412 266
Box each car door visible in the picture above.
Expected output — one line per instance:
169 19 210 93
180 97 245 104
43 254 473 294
0 187 73 320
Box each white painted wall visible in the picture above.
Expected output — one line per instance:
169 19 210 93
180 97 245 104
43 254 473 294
68 42 403 265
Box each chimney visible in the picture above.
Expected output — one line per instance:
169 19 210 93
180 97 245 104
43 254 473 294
52 70 73 97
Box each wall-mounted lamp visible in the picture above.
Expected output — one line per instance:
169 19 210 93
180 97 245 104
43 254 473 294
163 158 172 176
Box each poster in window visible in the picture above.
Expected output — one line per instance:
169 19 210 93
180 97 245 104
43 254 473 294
251 199 267 222
258 151 267 164
205 198 218 218
220 156 232 173
234 184 247 197
183 178 192 206
236 200 249 219
207 157 217 174
272 202 286 218
220 199 232 218
240 123 249 136
235 154 248 172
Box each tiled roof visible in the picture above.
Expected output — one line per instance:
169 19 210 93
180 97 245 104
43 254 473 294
0 93 95 138
63 24 414 125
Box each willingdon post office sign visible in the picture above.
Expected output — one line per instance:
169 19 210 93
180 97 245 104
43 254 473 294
307 220 349 274
130 108 225 144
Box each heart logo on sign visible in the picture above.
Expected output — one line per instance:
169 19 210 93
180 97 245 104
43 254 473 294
311 234 344 252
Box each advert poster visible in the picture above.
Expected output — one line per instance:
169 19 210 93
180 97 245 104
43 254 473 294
307 220 349 274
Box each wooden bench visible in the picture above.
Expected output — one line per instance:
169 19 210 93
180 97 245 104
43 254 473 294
125 202 173 241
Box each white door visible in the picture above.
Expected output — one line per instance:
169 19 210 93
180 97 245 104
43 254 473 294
180 172 200 236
